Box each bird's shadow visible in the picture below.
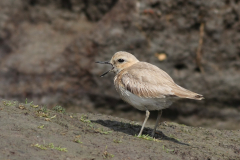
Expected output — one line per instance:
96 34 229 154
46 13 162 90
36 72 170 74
91 119 189 146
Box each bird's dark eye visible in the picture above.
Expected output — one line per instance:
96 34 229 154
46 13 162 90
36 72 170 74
118 59 125 63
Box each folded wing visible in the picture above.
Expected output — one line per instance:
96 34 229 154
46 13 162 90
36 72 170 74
117 62 203 100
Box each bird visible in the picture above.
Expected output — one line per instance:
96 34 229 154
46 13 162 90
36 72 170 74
96 51 204 137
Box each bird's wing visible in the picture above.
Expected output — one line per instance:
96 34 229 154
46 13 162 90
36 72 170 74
116 62 203 100
115 62 176 98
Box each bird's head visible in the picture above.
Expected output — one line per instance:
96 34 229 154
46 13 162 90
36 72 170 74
96 51 139 77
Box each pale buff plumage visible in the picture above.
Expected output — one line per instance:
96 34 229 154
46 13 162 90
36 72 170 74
96 51 204 137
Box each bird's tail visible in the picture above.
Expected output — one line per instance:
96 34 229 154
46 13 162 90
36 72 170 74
192 94 204 100
174 85 204 100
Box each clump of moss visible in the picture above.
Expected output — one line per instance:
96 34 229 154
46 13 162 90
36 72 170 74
32 143 67 152
53 105 66 113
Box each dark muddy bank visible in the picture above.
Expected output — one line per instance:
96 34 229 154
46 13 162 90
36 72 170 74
0 0 240 129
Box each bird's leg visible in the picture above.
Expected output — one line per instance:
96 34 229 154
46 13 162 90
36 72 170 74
151 110 162 137
137 110 150 137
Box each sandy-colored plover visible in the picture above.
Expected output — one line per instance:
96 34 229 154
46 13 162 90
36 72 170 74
96 51 204 137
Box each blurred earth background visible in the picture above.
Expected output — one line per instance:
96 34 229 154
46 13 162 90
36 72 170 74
0 0 240 130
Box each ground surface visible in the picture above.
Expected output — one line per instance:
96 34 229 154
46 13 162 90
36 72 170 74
0 99 239 160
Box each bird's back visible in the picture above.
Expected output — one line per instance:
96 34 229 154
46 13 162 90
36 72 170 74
114 62 203 100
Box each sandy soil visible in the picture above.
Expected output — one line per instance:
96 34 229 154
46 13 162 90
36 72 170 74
0 99 239 160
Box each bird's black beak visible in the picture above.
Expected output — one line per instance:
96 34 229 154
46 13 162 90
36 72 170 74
95 61 114 77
